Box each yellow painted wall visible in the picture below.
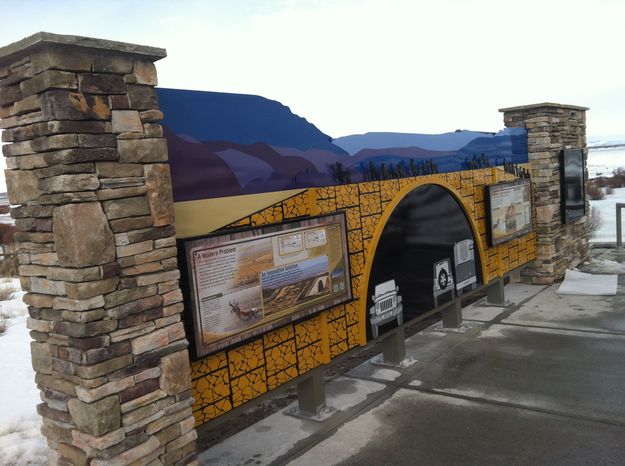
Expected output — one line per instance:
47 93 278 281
190 168 536 425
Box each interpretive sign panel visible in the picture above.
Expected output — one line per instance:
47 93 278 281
487 178 533 246
182 213 352 357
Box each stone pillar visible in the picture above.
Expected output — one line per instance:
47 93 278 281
0 33 197 465
500 103 589 284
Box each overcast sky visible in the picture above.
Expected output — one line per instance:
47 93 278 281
1 0 624 139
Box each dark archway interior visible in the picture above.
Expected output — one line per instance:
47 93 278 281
367 184 482 337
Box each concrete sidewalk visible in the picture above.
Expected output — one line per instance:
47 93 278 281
199 251 625 466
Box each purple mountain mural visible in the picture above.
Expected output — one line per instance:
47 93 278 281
272 146 350 172
333 130 495 154
163 127 241 201
159 89 529 202
214 149 274 189
157 88 346 155
347 147 455 165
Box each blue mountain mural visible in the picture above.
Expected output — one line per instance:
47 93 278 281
157 88 346 154
455 128 528 162
158 88 529 202
333 130 495 154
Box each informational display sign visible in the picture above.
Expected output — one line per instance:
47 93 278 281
432 258 455 307
487 179 533 246
561 149 585 223
454 239 477 291
181 213 352 357
433 259 454 293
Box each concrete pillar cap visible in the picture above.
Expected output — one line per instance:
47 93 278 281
0 31 166 66
499 102 589 112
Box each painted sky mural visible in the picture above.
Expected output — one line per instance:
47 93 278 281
157 88 528 202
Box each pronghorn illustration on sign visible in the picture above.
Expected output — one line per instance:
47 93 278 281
229 299 261 322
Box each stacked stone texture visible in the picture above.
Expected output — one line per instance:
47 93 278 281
501 103 589 284
0 34 197 465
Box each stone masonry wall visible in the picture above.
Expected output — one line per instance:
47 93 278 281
0 33 197 465
500 103 589 284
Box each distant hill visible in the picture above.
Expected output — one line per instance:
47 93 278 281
157 88 347 155
587 135 625 147
333 130 494 155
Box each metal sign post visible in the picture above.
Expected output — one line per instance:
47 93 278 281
617 203 625 249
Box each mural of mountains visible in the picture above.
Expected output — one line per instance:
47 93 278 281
158 88 528 202
333 130 495 154
157 88 346 155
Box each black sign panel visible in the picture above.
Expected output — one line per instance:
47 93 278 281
561 149 585 223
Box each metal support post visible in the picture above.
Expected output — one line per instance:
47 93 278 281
382 326 406 365
486 277 506 305
616 203 625 249
296 368 326 417
441 299 462 328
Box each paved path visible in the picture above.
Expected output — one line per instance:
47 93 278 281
200 256 625 466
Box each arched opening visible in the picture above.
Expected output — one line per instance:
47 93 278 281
365 183 482 339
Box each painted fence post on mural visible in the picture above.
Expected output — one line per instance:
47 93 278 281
0 33 197 465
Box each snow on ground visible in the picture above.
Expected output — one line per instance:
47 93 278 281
0 212 14 225
557 270 617 296
586 147 625 243
587 146 625 244
588 146 625 178
578 258 625 274
0 280 47 466
589 187 625 243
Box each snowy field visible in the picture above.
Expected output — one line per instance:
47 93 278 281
587 146 625 178
587 146 625 243
589 187 625 243
0 280 47 466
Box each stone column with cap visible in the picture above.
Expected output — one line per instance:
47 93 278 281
0 33 197 465
500 103 589 284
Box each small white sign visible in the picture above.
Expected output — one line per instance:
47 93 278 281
433 259 454 292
